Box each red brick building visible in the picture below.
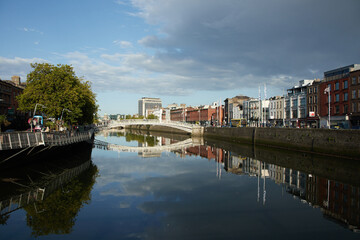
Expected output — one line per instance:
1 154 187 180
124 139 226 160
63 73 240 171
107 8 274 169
319 65 359 128
0 76 25 116
349 69 360 128
186 105 224 125
165 104 224 126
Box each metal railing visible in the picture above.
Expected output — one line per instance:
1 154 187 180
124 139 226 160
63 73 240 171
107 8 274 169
107 119 197 133
0 130 93 151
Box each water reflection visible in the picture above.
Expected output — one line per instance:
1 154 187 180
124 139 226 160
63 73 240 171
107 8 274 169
24 162 98 237
0 144 99 237
2 130 358 239
181 143 360 233
98 131 360 233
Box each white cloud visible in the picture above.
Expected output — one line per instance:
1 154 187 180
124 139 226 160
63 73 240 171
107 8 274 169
3 0 360 99
127 0 360 93
0 56 47 81
20 27 43 35
113 40 133 48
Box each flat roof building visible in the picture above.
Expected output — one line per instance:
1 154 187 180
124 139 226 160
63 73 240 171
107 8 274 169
138 97 162 117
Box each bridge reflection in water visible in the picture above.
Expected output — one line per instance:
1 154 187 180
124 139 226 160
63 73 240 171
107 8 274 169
95 131 360 233
1 129 358 236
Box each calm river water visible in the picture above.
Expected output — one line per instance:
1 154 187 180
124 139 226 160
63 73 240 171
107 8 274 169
0 130 359 240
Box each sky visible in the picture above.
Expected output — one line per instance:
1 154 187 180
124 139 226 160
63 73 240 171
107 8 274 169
1 0 359 115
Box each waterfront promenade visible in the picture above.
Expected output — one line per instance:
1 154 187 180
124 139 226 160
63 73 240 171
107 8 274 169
0 130 94 167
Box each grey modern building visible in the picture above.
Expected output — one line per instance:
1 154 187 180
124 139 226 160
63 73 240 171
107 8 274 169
138 97 162 117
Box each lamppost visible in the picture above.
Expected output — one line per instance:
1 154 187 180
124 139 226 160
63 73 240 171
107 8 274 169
198 109 200 125
33 103 47 117
60 108 72 121
324 86 331 129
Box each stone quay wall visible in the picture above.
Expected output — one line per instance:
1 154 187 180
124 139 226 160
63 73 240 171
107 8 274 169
204 127 360 159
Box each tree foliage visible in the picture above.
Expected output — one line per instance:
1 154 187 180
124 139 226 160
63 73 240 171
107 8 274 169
0 115 11 132
17 63 98 124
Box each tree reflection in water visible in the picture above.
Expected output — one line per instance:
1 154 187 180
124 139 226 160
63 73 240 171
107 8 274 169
23 162 99 238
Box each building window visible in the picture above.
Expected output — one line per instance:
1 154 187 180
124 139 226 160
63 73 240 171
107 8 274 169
335 105 339 114
335 82 339 90
352 77 357 85
352 103 356 112
344 92 348 101
344 104 348 114
335 94 339 102
352 90 356 99
358 76 360 84
344 80 348 89
358 89 360 99
314 87 317 93
328 83 331 91
327 95 331 103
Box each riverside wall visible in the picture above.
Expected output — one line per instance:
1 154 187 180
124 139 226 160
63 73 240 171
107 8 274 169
204 127 360 160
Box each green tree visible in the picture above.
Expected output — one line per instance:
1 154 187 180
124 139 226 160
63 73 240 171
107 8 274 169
0 115 10 132
17 63 98 125
147 114 158 119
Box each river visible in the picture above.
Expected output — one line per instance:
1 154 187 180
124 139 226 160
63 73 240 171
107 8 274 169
0 129 359 239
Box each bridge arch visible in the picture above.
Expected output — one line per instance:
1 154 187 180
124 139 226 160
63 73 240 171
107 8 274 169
107 120 203 136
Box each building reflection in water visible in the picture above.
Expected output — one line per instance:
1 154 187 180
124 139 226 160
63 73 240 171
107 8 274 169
95 131 360 233
174 144 360 233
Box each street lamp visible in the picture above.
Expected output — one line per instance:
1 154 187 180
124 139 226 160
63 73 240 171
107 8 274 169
60 108 72 121
33 103 47 117
198 109 200 125
324 86 331 129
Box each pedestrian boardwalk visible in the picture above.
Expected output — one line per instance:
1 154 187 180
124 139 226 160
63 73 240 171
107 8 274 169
0 130 93 151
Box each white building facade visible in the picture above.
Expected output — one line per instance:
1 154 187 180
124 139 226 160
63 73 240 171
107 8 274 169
285 80 314 127
269 96 285 126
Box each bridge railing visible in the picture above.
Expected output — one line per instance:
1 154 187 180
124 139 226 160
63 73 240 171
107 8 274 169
109 119 197 128
0 131 93 151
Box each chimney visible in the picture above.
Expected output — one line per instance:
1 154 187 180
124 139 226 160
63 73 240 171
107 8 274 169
11 75 21 85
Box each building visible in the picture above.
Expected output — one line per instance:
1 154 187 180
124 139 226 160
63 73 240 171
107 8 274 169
185 103 224 126
224 95 250 126
285 80 314 127
138 97 162 117
349 69 360 128
243 98 260 127
306 79 321 128
0 76 25 117
269 96 284 127
319 64 360 128
243 98 269 127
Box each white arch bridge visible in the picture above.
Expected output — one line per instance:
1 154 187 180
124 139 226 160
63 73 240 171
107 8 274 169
106 120 204 136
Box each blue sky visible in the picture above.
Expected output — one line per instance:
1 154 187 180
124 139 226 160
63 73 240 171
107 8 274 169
1 0 359 115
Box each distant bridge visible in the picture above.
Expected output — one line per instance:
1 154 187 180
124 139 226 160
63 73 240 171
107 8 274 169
106 120 204 136
94 138 201 153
